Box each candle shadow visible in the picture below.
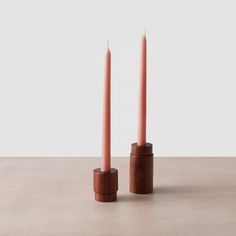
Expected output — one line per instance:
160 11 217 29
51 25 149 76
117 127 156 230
118 185 224 202
154 185 200 194
118 193 154 202
118 184 232 202
118 189 159 202
154 184 236 195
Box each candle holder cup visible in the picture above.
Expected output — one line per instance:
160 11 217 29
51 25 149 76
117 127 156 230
93 168 118 202
130 143 154 194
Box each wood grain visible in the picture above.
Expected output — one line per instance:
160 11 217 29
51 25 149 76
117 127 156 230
93 168 118 202
130 143 154 193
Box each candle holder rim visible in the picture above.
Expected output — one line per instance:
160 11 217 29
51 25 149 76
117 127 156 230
93 167 118 174
131 142 152 148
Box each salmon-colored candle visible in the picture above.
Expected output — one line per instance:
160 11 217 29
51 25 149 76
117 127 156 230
101 43 111 172
137 33 147 146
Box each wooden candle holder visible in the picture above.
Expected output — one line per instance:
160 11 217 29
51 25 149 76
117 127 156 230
130 143 154 194
93 168 118 202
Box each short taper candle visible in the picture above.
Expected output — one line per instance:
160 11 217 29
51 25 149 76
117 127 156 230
137 32 147 146
93 43 118 202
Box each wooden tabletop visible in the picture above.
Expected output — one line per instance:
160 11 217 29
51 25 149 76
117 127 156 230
0 157 236 236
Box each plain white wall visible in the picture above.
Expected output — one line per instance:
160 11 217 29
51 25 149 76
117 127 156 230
0 0 236 157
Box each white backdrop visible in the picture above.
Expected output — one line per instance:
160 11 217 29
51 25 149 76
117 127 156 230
0 0 236 157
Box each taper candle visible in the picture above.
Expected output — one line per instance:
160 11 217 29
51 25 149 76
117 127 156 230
129 31 153 194
137 32 147 146
93 42 118 202
101 42 111 172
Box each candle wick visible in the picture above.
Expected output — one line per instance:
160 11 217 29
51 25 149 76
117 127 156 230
107 40 109 49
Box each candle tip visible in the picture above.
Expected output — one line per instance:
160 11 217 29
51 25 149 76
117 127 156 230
107 40 109 49
144 28 147 37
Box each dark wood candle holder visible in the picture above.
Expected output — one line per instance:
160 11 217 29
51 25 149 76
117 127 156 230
130 143 154 194
93 168 118 202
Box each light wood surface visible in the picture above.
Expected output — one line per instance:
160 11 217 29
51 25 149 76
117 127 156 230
0 157 236 236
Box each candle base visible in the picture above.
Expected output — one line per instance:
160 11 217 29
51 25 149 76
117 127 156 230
130 143 154 194
93 168 118 202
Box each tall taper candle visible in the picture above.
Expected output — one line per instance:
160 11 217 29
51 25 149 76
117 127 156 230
101 43 111 172
129 32 153 194
137 32 147 146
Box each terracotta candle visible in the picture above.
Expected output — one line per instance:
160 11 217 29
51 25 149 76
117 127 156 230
93 42 118 202
129 32 153 194
137 32 147 146
101 43 111 172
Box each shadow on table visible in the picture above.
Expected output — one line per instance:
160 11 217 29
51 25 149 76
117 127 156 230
154 184 236 194
118 188 158 203
118 193 155 202
118 184 235 202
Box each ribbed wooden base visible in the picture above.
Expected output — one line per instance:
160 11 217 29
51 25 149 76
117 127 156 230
93 168 118 202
